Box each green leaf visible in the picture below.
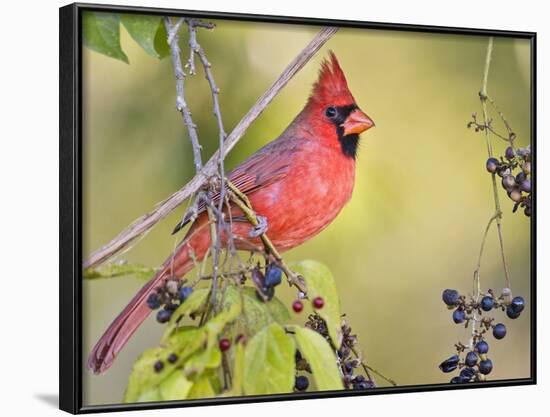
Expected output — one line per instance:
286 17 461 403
293 260 343 347
162 288 210 341
187 374 216 399
83 262 155 280
221 286 291 334
243 323 295 395
120 14 169 59
135 388 161 402
182 301 240 377
293 326 344 391
125 298 241 403
82 12 128 63
226 341 245 397
183 345 221 376
124 327 206 403
204 301 242 348
159 372 193 401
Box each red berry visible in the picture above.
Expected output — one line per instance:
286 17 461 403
219 338 231 352
292 300 304 313
312 296 325 309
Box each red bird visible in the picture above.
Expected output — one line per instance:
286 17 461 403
88 52 374 374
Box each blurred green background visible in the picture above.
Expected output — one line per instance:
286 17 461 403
82 15 531 406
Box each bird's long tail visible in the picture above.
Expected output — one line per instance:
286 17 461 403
87 219 211 374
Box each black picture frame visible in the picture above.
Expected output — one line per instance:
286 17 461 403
59 2 537 414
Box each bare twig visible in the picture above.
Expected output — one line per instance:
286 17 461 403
185 17 229 308
478 37 511 290
164 17 203 173
83 26 338 269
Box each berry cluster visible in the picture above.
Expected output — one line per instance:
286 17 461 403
339 321 375 390
146 278 194 323
304 314 375 390
252 263 282 301
485 145 532 217
439 288 526 383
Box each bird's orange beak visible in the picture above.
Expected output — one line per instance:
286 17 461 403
342 109 375 136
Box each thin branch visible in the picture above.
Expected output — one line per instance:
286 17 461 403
472 212 500 295
479 37 511 289
83 26 338 269
164 17 203 173
186 17 229 308
484 94 516 142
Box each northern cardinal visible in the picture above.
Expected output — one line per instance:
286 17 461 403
88 52 374 374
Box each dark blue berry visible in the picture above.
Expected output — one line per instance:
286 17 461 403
520 179 531 193
460 367 476 380
505 146 515 160
465 351 478 367
439 355 460 373
147 293 161 310
353 375 366 383
480 296 494 312
493 323 507 340
502 175 516 191
153 360 164 372
510 296 525 313
178 286 193 302
453 308 466 324
516 171 526 183
167 353 178 364
344 362 354 374
255 285 275 302
164 302 178 312
478 359 493 375
442 289 460 306
264 266 283 288
506 305 521 319
156 309 172 323
486 157 500 173
353 382 370 390
295 375 309 391
475 340 489 354
450 376 462 384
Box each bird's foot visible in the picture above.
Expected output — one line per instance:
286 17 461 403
248 215 268 238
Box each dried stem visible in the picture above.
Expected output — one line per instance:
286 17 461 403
185 17 229 309
164 17 203 173
478 37 511 290
83 26 338 269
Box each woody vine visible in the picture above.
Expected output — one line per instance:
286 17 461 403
438 37 531 383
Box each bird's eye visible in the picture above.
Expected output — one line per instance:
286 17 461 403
325 106 337 119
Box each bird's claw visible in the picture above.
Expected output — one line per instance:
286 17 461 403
249 216 268 238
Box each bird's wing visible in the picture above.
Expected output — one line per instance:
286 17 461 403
172 136 300 234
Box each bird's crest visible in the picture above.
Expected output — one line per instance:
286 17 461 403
308 51 355 107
